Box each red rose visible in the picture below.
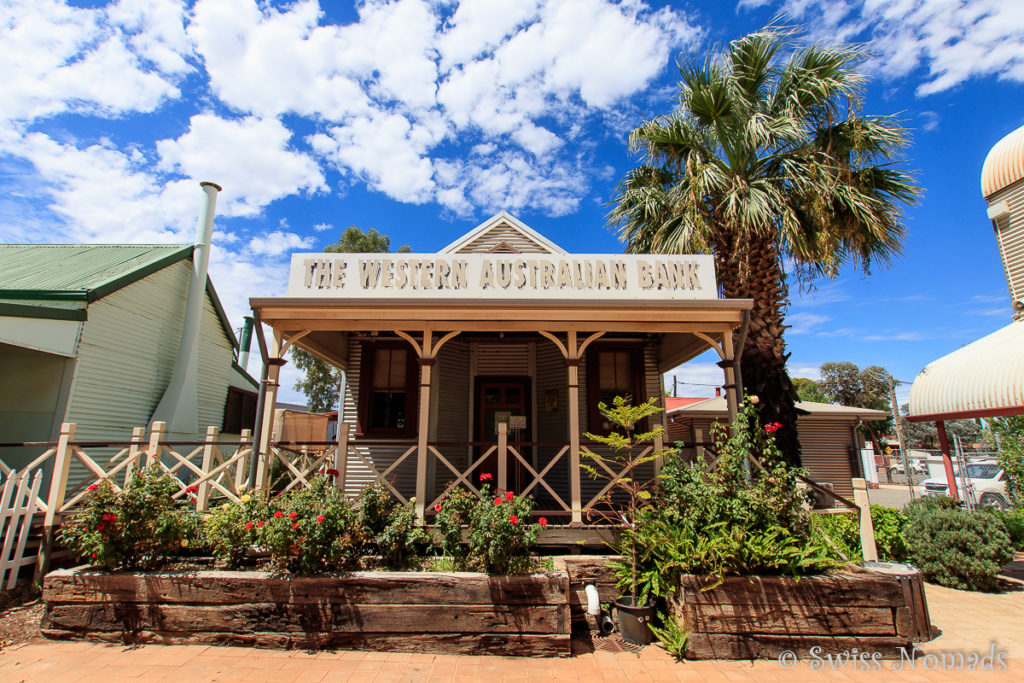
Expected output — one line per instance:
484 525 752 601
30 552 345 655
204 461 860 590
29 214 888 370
87 484 98 491
245 522 253 531
538 517 548 527
288 512 298 519
291 522 299 530
480 473 492 481
494 497 502 506
185 485 198 493
326 469 339 477
505 491 514 501
508 514 518 525
434 503 443 512
316 515 325 523
274 511 284 518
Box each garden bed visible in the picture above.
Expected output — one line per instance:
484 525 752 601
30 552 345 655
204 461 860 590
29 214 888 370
41 566 571 656
672 563 934 659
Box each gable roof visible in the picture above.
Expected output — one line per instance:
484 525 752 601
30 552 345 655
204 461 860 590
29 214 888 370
0 243 241 349
439 211 568 255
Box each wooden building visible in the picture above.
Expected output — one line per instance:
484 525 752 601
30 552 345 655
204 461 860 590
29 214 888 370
0 243 257 474
666 397 887 499
251 212 752 524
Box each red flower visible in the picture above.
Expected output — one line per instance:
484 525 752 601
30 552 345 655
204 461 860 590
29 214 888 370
96 523 105 531
288 512 298 519
480 473 492 481
291 522 299 530
326 469 339 477
538 517 548 527
257 520 265 528
185 485 198 493
87 484 98 491
434 503 443 512
505 491 514 502
274 511 284 518
765 422 783 434
494 497 502 506
245 522 253 531
316 515 325 523
91 552 97 559
508 514 518 525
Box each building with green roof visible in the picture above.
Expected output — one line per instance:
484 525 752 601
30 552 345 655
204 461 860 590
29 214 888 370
0 243 257 474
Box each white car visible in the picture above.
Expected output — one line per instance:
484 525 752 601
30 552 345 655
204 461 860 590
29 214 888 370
918 459 1009 510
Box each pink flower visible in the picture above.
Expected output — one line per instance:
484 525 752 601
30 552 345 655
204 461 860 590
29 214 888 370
316 515 325 523
245 522 253 531
480 473 492 482
291 522 299 530
494 497 502 506
288 512 298 519
434 503 443 512
505 491 514 502
274 511 284 518
87 484 98 491
508 514 518 525
538 517 548 527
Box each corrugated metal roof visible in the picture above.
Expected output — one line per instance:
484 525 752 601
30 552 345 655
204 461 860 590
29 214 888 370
667 396 889 420
982 123 1024 198
0 244 191 300
908 320 1024 421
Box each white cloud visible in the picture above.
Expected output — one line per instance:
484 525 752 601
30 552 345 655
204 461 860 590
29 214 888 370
156 114 327 217
766 0 1024 96
313 222 332 233
786 312 831 334
0 0 185 125
248 230 314 257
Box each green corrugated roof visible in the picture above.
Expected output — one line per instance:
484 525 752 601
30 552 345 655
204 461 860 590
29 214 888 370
0 244 193 301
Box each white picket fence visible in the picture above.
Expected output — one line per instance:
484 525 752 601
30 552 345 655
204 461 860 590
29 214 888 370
0 470 42 589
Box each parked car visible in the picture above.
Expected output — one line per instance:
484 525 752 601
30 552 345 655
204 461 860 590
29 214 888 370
918 459 1009 510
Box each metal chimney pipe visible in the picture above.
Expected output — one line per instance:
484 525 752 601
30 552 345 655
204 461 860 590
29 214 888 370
238 316 254 371
151 181 222 435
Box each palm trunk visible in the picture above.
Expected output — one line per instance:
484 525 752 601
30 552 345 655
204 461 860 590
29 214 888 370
715 235 803 467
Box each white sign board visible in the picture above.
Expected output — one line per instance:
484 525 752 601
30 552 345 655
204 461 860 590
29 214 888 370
287 253 717 301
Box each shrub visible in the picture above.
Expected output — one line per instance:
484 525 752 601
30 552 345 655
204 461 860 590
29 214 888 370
356 483 429 570
434 475 542 574
905 507 1014 591
871 505 910 562
201 489 269 568
58 465 190 570
811 512 861 562
259 475 362 573
978 507 1024 550
905 494 959 518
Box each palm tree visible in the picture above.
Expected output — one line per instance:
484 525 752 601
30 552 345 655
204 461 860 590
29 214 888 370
609 27 919 466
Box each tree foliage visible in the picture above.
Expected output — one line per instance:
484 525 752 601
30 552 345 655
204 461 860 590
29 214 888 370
991 415 1024 506
609 27 919 467
292 226 410 411
898 404 983 450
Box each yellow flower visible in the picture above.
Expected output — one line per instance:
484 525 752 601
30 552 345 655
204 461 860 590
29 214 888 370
180 540 189 548
221 503 230 510
409 497 416 504
241 494 251 503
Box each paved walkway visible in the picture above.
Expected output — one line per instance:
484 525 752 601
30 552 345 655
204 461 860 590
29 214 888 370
3 580 1022 682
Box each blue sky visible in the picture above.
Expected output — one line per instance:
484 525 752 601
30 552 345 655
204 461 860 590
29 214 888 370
2 0 1022 407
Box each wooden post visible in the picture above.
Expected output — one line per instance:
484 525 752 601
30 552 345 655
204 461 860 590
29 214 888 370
197 426 218 512
567 331 582 525
414 345 433 521
36 423 75 580
334 423 349 492
256 338 284 490
852 478 878 562
125 426 145 486
497 422 508 491
721 332 739 429
935 421 960 502
236 429 251 490
147 421 166 468
653 431 665 476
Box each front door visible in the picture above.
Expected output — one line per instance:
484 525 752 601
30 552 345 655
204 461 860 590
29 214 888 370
476 378 530 490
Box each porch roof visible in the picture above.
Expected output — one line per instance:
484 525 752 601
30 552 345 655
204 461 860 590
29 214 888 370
250 296 752 368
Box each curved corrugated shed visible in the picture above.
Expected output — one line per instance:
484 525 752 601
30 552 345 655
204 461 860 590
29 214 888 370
907 321 1024 420
982 123 1024 198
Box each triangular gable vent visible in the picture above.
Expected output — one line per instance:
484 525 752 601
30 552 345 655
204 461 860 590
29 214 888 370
439 211 567 255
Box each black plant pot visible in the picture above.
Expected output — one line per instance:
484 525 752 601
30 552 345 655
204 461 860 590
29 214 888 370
614 596 655 645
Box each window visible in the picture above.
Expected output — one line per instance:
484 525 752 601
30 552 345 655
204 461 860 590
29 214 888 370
358 343 417 436
222 386 258 434
586 345 644 434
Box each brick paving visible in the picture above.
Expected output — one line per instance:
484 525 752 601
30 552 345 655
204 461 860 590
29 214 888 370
3 579 1022 682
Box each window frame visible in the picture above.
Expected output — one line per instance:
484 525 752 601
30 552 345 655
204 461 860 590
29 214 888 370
356 341 419 438
585 343 646 436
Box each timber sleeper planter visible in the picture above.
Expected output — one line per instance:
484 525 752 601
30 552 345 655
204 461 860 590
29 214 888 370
42 567 571 656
